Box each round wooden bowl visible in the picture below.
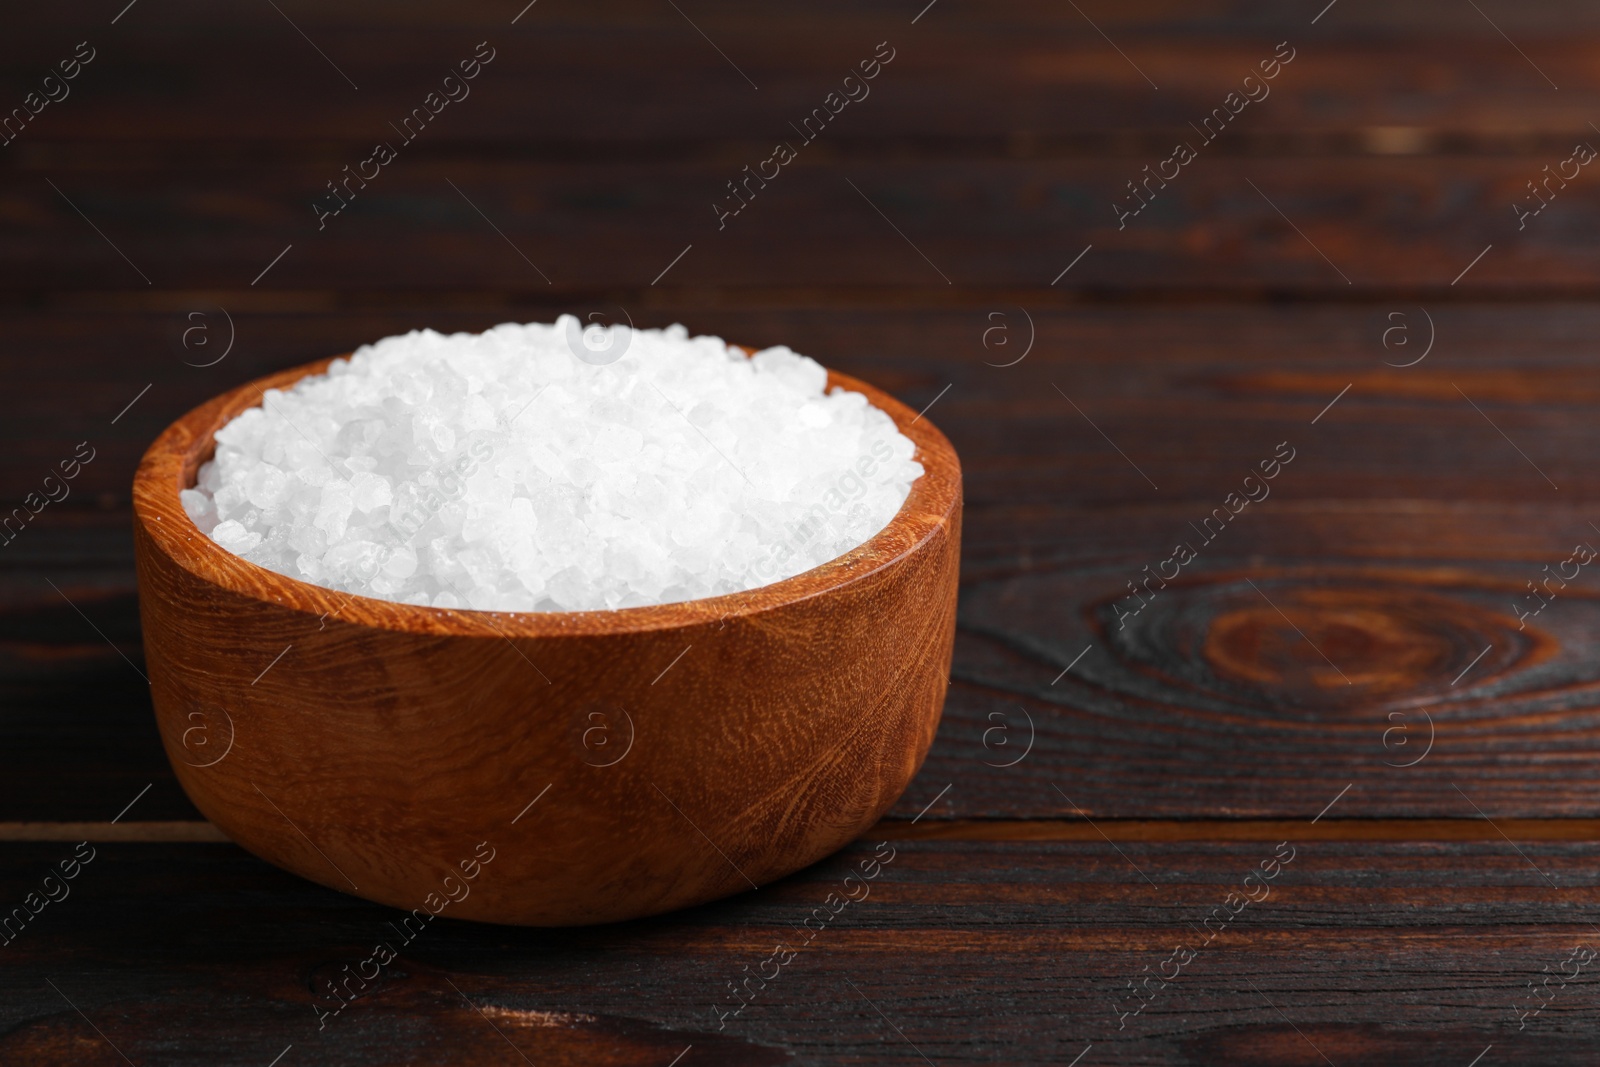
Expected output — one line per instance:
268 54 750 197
132 352 961 925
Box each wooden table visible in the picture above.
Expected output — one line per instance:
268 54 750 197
4 2 1599 1062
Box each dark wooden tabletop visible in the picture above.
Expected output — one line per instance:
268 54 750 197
5 1 1600 1063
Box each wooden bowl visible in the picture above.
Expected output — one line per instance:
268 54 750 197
132 352 961 925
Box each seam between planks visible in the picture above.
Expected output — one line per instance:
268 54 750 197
6 818 1600 843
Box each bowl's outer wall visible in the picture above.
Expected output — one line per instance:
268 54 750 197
132 357 962 926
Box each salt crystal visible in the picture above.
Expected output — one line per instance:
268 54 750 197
349 472 393 512
211 519 262 554
179 488 214 526
192 319 924 611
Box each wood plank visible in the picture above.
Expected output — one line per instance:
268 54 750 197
0 837 1596 1063
7 157 1600 295
5 0 1600 147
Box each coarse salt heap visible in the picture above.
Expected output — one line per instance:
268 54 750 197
184 319 924 612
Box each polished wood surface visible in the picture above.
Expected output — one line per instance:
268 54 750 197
7 836 1600 1065
5 0 1600 1060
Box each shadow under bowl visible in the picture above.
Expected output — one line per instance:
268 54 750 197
132 353 962 925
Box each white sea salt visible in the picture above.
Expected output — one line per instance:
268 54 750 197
185 319 924 612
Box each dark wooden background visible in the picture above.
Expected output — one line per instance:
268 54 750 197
5 1 1600 1063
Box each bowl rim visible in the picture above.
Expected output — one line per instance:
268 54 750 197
132 347 962 639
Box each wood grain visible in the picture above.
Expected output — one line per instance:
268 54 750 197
2 836 1598 1064
6 0 1600 145
8 158 1600 296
